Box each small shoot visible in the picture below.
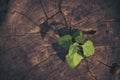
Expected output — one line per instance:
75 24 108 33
57 31 95 68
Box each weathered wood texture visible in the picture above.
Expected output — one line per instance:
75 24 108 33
0 0 120 80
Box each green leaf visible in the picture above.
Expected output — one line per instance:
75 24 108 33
75 35 85 44
67 43 79 55
72 31 85 44
82 40 95 57
66 43 83 68
57 35 73 50
72 31 82 39
66 53 83 68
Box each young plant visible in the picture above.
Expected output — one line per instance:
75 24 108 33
57 31 95 68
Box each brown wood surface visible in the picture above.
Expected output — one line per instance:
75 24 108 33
0 0 120 80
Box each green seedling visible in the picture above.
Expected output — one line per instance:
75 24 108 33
57 31 95 68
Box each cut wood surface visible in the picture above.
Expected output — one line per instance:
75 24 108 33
0 0 120 80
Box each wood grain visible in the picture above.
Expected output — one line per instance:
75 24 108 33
0 0 120 80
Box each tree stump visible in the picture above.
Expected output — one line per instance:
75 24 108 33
0 0 120 80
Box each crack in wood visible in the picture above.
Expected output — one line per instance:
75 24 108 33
15 11 39 25
85 58 98 80
13 0 71 38
39 0 48 19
